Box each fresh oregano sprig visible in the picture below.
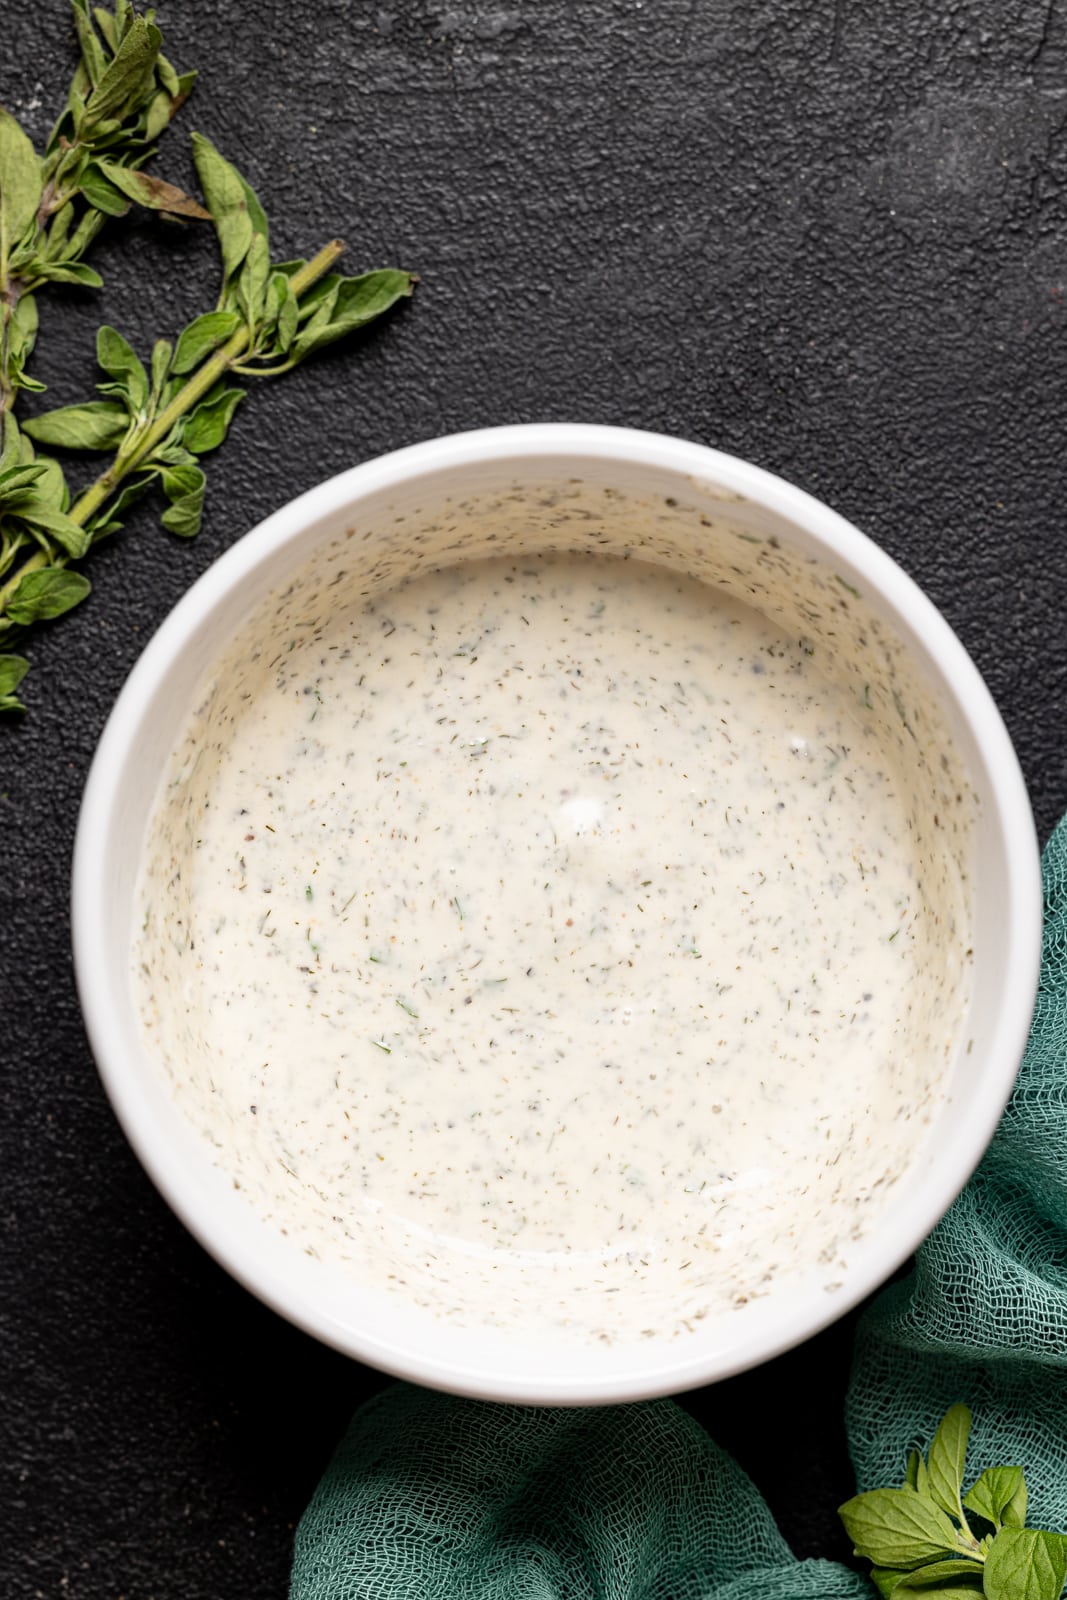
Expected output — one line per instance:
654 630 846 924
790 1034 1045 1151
0 0 203 711
0 11 415 713
840 1404 1067 1600
1 2 203 413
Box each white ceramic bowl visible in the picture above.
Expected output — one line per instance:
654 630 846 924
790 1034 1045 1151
73 424 1041 1403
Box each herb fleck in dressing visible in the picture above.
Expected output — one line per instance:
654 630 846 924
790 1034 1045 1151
136 547 973 1342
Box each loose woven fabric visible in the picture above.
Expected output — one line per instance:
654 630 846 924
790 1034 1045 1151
848 814 1067 1525
290 819 1067 1599
290 1388 868 1600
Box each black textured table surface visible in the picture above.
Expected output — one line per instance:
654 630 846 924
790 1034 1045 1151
4 2 1067 1595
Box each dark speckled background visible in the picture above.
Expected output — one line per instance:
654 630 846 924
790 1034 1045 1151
3 2 1067 1594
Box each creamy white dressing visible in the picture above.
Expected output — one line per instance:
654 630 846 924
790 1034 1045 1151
135 501 975 1345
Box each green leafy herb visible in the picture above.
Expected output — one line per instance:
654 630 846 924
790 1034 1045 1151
180 385 243 455
171 310 241 375
2 2 200 413
840 1405 1067 1600
927 1403 972 1525
190 131 254 286
838 1488 961 1570
870 1558 987 1598
966 1469 1029 1534
96 161 210 218
6 567 92 624
0 652 30 711
0 2 416 711
21 399 129 451
0 109 44 268
985 1530 1067 1600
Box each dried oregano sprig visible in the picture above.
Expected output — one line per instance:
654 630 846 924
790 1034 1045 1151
840 1405 1067 1600
0 4 415 713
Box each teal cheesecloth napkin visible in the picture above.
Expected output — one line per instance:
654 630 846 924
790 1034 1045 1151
288 818 1067 1600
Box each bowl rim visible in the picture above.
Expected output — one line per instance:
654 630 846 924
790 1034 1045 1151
72 422 1043 1403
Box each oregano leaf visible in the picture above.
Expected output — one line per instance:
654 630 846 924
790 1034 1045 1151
156 51 181 98
150 337 172 400
97 161 210 219
64 205 107 264
72 1 110 86
0 463 49 502
150 442 198 468
33 260 105 288
289 285 338 352
985 1527 1067 1600
86 472 153 544
79 162 132 216
190 131 253 282
96 324 148 411
160 462 204 496
237 172 269 245
0 412 22 473
236 230 270 327
91 6 118 54
0 106 44 254
0 653 30 699
108 474 155 519
290 268 415 360
25 454 68 510
81 16 162 131
16 503 91 560
6 567 91 624
269 270 299 352
22 400 128 451
142 86 177 143
44 200 76 259
927 1405 971 1524
160 501 204 538
159 462 206 537
964 1466 1028 1534
869 1564 986 1599
894 1587 983 1599
838 1488 962 1570
171 309 241 374
892 1559 988 1592
182 387 243 454
10 288 38 364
